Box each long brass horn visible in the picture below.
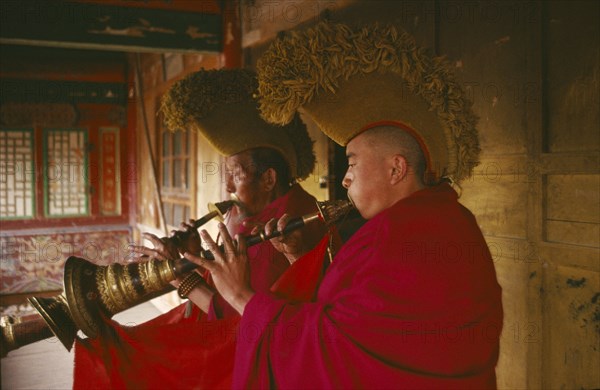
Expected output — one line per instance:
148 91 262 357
25 199 353 345
62 199 354 339
16 199 237 352
1 310 71 357
28 294 78 351
1 294 77 357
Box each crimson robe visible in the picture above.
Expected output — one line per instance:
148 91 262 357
73 184 330 389
234 183 503 389
208 184 328 319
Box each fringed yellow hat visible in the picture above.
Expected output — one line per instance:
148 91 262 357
256 22 480 183
160 69 315 180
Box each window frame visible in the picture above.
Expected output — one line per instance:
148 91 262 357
0 125 128 229
0 128 36 220
157 113 196 230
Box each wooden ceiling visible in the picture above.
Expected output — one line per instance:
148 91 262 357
0 0 224 53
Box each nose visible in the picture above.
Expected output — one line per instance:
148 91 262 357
342 174 351 189
225 174 235 193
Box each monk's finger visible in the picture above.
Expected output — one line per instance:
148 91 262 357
184 252 215 272
235 234 247 256
143 232 164 249
276 214 291 233
180 220 194 230
200 230 223 261
127 246 151 259
218 223 237 254
129 245 155 256
128 245 169 261
264 218 277 236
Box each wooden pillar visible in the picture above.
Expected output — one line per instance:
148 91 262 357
222 0 242 68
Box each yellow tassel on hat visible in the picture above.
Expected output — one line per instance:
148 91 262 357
160 69 315 180
256 22 480 184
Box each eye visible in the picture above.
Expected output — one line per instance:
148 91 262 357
348 163 356 168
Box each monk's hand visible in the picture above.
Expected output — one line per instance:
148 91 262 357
244 220 265 235
129 232 180 262
172 219 203 256
184 223 253 315
265 214 307 264
170 270 215 314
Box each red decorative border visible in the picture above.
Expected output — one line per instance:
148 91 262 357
100 127 121 215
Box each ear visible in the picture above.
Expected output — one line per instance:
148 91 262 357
261 168 277 192
390 154 408 185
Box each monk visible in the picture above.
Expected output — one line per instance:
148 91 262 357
186 22 503 389
73 69 334 389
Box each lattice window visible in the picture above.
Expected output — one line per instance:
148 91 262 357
0 129 35 219
43 128 89 217
159 121 194 228
161 128 192 191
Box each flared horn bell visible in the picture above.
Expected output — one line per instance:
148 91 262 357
315 199 355 226
63 256 179 338
17 199 238 351
27 294 77 351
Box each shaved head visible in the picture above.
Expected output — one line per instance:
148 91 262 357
360 126 427 185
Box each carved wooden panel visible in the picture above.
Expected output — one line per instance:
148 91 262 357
0 229 131 294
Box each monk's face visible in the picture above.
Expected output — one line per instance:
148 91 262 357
342 132 392 219
224 151 271 216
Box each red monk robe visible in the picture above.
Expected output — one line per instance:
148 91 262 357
208 184 328 320
234 183 504 389
73 184 330 389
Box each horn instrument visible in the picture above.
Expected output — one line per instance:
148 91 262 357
23 199 352 350
11 200 236 355
1 311 68 357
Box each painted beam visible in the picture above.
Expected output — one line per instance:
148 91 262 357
0 0 222 53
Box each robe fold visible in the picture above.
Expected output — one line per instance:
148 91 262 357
73 184 330 389
208 184 329 320
233 184 503 389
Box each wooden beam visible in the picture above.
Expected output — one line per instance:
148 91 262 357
0 0 222 53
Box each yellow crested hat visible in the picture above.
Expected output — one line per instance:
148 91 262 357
256 22 480 183
160 69 315 180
